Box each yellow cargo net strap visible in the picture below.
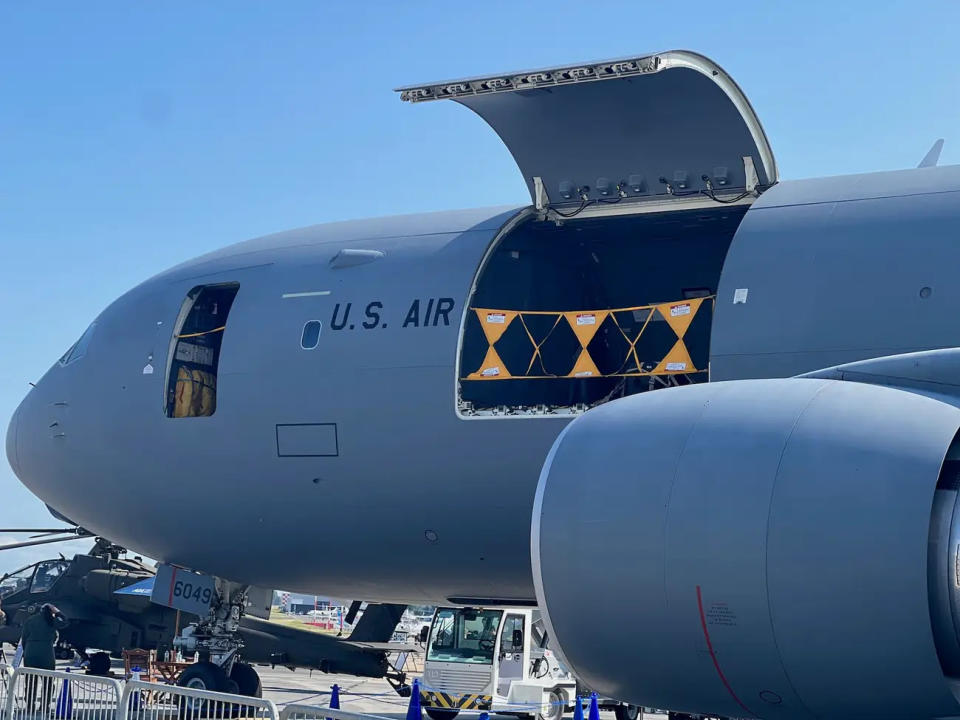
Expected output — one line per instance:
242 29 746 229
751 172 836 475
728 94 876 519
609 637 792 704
465 296 713 380
177 326 226 339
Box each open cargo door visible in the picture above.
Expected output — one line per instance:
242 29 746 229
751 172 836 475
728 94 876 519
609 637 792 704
397 51 777 210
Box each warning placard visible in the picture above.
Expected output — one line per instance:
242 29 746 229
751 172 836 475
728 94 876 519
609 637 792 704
669 304 691 317
486 313 506 324
576 313 596 326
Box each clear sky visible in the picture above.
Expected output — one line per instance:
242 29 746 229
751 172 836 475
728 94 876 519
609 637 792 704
1 1 959 572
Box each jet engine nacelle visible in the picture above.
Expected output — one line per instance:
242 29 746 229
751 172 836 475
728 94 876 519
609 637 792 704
532 378 960 720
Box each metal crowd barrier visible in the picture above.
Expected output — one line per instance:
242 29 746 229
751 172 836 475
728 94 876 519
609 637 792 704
279 706 394 720
3 667 123 720
0 668 418 720
120 679 278 720
0 665 12 720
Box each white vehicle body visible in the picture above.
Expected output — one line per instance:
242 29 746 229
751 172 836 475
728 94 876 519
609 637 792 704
420 607 575 720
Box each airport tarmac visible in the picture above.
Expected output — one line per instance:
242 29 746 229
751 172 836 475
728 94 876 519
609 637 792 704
257 664 666 719
0 643 664 719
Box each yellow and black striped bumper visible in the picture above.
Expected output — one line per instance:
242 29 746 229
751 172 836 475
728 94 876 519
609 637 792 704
421 691 492 711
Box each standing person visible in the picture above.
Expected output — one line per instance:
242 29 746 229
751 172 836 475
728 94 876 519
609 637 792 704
20 604 68 707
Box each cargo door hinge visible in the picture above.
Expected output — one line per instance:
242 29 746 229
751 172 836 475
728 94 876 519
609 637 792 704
533 176 550 213
743 156 759 194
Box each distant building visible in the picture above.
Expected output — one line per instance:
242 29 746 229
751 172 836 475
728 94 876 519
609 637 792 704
274 591 346 615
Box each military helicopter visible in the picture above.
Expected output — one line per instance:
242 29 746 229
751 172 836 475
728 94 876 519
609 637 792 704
1 531 186 662
0 529 409 696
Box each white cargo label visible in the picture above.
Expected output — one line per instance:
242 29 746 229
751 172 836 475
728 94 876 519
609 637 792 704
666 362 688 371
670 304 691 317
175 342 214 366
576 313 596 326
486 313 506 324
481 367 501 377
574 371 594 377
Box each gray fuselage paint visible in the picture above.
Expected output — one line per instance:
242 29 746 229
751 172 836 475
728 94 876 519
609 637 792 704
9 166 960 604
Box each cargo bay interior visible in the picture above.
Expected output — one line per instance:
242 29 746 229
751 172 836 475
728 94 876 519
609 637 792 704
165 283 239 418
457 206 749 416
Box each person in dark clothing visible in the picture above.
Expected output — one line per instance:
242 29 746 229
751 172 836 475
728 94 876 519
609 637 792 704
21 603 68 669
20 604 68 708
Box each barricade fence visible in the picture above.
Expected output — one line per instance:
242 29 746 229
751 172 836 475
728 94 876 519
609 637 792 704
121 680 278 720
4 667 122 720
0 668 601 720
0 665 12 720
279 705 394 720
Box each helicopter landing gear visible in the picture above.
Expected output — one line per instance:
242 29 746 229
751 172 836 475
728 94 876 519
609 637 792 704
173 581 261 697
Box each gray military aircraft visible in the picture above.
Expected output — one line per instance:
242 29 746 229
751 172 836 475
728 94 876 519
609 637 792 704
7 49 960 719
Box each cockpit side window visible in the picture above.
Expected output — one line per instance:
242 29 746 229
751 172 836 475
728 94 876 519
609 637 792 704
165 283 239 418
30 560 68 593
0 565 35 598
59 322 97 365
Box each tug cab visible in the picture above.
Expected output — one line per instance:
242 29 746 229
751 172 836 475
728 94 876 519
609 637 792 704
421 607 639 720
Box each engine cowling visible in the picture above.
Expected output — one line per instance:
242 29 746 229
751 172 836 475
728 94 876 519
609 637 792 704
532 378 960 720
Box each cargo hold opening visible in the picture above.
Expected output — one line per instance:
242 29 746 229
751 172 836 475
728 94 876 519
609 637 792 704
165 283 239 418
457 207 747 416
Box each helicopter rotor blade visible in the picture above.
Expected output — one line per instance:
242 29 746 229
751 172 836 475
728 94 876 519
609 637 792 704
0 532 94 553
0 528 83 534
29 531 75 539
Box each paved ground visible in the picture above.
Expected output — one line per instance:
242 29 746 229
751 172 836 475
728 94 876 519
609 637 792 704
1 643 665 720
223 665 665 720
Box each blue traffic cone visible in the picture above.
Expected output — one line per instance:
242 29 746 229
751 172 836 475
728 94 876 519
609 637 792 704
55 668 73 719
588 693 600 720
406 678 423 720
325 683 341 720
129 666 143 710
573 696 584 720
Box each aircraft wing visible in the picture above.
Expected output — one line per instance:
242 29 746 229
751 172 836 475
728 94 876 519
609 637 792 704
798 347 960 400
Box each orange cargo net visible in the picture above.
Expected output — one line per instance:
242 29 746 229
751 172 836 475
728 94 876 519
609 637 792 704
464 296 713 380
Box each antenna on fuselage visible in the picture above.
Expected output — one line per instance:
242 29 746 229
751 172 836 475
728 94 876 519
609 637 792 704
918 138 945 168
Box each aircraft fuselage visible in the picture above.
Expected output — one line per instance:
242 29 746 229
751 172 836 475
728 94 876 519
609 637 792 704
9 165 960 606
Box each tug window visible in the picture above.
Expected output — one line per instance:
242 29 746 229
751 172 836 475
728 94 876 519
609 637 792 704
301 321 322 349
165 283 239 418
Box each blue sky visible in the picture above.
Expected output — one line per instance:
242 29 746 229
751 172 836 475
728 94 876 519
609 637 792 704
1 1 959 572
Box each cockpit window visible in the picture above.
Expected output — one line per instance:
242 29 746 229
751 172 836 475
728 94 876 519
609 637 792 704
0 565 34 598
165 283 239 418
59 322 97 365
30 560 69 593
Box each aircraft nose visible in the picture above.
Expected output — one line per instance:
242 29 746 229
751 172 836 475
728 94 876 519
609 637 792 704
6 400 21 478
7 383 48 494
